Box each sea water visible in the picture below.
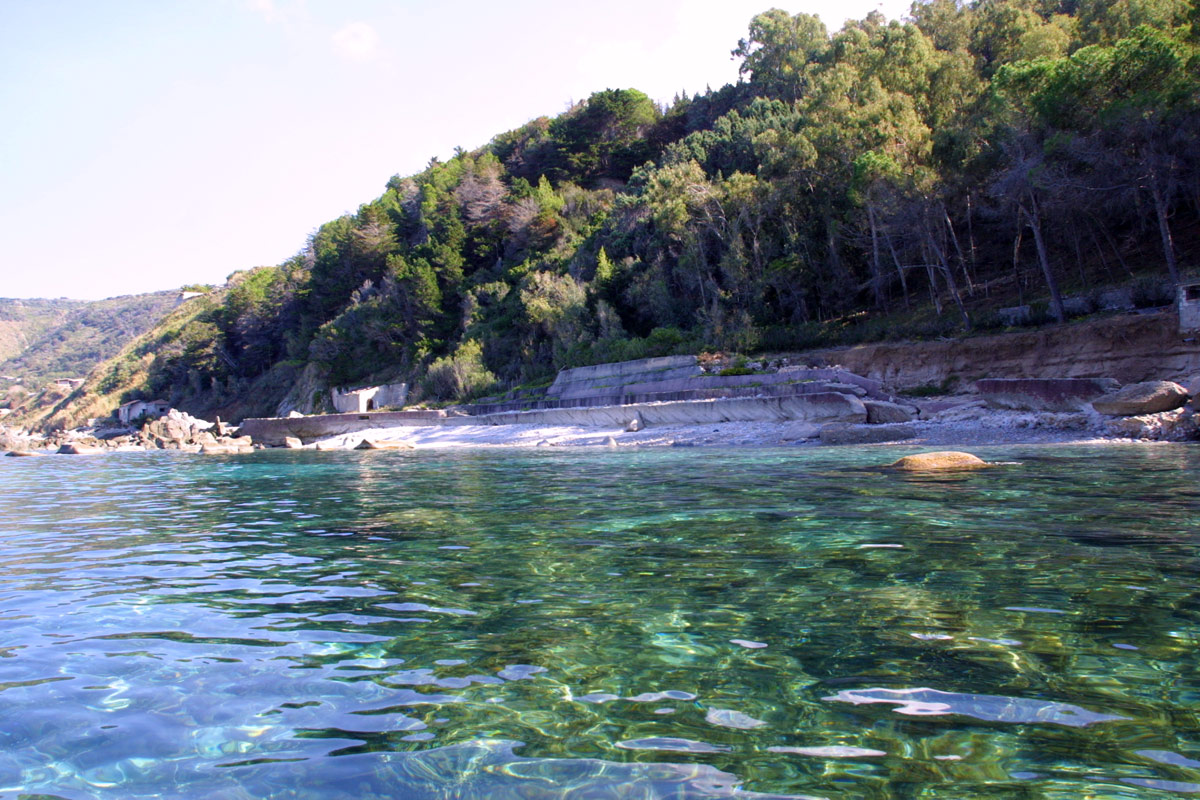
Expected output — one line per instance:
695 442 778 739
1 444 1199 799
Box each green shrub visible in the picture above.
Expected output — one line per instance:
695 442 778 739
422 340 497 402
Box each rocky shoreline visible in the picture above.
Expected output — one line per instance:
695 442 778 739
4 367 1199 456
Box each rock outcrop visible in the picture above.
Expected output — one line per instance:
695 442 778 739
1092 381 1188 416
814 311 1200 389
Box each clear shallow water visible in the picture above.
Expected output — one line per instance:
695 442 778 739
1 444 1200 799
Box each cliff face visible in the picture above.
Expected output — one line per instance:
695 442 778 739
814 311 1200 391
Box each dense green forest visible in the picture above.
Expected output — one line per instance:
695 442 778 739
96 0 1200 418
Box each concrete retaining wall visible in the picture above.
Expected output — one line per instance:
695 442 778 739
240 409 448 446
242 393 868 444
547 356 702 400
976 378 1120 411
449 393 867 428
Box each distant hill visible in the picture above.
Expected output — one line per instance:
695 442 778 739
0 292 184 387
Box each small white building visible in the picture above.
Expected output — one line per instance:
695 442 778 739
1180 282 1200 333
117 399 171 425
331 383 408 413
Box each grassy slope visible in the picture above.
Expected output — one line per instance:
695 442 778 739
13 293 224 431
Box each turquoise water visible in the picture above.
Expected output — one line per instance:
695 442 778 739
1 444 1200 798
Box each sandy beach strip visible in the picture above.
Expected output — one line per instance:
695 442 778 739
307 406 1118 451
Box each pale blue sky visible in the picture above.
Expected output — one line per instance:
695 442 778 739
1 0 910 300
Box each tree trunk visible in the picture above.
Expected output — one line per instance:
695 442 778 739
1021 192 1065 324
925 221 970 329
1150 173 1180 285
885 232 910 310
867 205 885 309
943 207 973 296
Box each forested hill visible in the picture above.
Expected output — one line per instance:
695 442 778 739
57 0 1200 425
0 293 182 385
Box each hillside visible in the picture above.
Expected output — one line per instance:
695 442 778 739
28 0 1200 429
0 292 184 385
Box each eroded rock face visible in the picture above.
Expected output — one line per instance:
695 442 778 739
888 451 988 471
1092 381 1187 416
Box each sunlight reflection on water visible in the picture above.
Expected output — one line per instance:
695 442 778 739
1 443 1199 798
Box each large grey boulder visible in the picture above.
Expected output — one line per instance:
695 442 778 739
819 422 916 445
864 400 915 424
1092 381 1187 416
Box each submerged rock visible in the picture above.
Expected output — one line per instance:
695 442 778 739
1092 381 1187 416
888 451 988 472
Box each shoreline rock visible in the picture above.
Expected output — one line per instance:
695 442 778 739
888 451 990 472
1092 381 1187 416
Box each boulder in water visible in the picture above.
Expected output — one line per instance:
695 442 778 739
888 451 988 472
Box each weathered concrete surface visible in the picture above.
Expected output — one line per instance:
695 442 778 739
976 378 1120 412
1092 380 1188 416
812 311 1200 389
547 356 702 400
240 409 448 446
465 369 885 415
450 393 867 428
